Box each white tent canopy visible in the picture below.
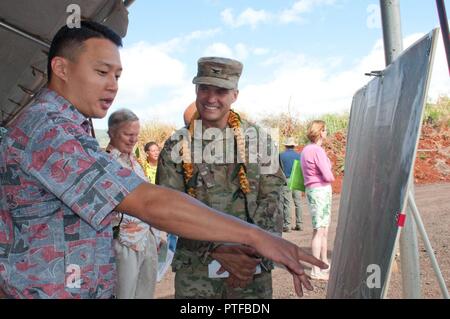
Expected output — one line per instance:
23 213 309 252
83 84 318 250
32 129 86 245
0 0 133 126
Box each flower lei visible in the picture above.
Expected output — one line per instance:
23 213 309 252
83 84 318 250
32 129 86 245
181 110 250 197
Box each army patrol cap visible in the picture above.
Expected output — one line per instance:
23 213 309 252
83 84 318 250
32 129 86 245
192 57 243 90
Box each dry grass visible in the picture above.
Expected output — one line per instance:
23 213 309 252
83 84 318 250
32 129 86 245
136 121 176 153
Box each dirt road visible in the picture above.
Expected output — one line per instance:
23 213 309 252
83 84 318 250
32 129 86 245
155 183 450 299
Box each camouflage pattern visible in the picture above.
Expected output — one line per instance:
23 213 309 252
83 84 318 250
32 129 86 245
175 265 272 299
192 57 243 90
156 118 285 298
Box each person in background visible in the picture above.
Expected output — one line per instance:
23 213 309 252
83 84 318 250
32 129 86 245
141 142 160 184
279 137 303 232
139 141 171 269
300 120 334 281
183 102 197 127
106 109 158 298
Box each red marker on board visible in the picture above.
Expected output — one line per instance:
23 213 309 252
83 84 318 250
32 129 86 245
397 212 406 227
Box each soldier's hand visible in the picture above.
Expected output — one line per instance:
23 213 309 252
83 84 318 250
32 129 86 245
211 244 261 282
225 273 253 289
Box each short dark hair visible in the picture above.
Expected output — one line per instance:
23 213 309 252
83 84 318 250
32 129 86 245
144 142 159 152
47 20 122 82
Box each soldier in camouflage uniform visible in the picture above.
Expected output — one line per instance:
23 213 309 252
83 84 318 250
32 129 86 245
157 57 286 299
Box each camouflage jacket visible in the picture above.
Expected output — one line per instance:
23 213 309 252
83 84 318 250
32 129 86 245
156 118 285 271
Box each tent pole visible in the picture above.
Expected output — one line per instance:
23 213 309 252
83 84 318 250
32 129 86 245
0 19 50 48
436 0 450 75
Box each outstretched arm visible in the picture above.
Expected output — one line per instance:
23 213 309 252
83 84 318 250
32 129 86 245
118 182 259 245
116 182 328 296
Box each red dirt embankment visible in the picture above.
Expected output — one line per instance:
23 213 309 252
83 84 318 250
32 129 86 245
309 124 450 194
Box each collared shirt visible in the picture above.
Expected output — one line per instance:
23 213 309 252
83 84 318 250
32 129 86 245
106 145 150 252
0 88 144 299
280 149 301 178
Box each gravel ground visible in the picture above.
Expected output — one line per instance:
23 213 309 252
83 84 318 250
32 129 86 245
155 183 450 299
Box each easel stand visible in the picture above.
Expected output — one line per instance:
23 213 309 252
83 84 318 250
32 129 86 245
380 0 449 299
406 191 450 298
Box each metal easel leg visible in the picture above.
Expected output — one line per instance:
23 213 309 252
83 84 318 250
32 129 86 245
407 191 450 299
399 186 422 298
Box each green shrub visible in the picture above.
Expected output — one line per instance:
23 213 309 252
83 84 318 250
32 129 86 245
424 96 450 126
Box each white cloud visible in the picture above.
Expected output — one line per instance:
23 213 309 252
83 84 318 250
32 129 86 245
204 42 269 61
235 54 356 121
117 42 186 100
94 31 449 130
221 1 337 29
204 42 234 58
221 8 272 29
233 32 449 122
93 29 225 129
280 0 337 23
221 8 235 26
355 32 450 101
156 28 221 53
93 41 195 130
425 33 450 101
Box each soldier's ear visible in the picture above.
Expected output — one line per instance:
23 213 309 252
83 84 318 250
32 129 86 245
232 89 239 103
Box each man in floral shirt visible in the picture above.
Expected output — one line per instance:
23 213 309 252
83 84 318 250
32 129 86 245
0 21 327 299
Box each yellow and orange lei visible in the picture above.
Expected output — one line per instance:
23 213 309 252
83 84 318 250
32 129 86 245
181 110 250 197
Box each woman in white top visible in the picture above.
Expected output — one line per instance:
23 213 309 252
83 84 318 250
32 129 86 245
107 109 158 299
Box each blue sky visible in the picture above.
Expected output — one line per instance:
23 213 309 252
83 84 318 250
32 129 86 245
93 0 450 129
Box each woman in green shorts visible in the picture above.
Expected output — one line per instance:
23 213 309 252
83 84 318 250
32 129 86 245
300 120 335 280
